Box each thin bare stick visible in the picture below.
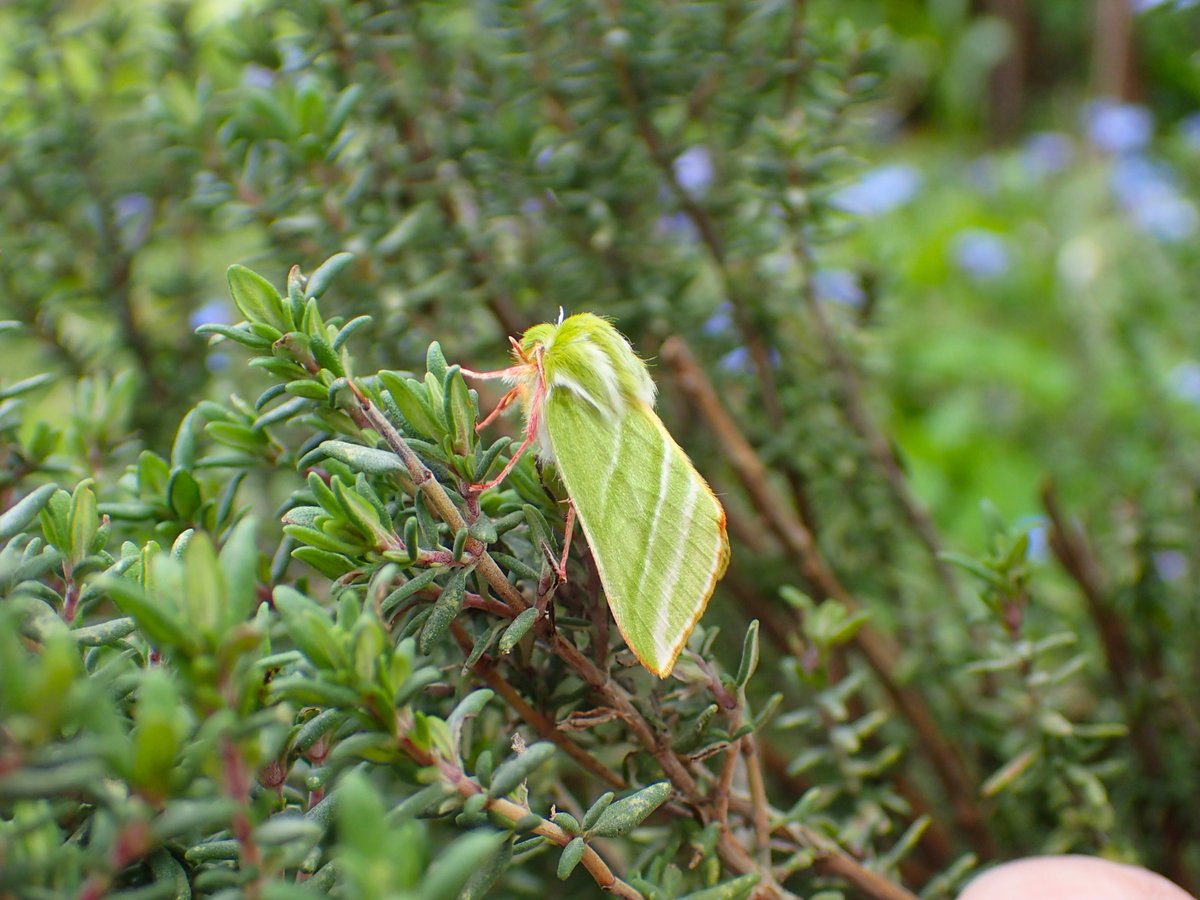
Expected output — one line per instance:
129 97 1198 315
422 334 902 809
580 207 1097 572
743 735 773 867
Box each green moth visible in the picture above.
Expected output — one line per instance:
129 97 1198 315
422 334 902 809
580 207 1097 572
462 312 730 677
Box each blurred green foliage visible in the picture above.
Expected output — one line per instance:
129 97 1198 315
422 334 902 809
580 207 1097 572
2 0 1199 897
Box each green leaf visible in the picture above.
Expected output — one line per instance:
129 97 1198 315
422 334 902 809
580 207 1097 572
311 332 344 377
379 371 443 438
102 575 193 654
195 323 272 349
557 836 585 880
131 669 184 798
460 834 512 900
305 252 355 300
582 792 615 831
443 366 476 455
498 607 539 655
333 315 373 352
585 782 671 838
273 586 345 671
735 619 760 688
447 688 494 751
420 829 508 900
292 546 357 579
207 421 269 454
182 531 225 637
0 373 54 401
284 380 331 401
332 477 389 546
552 812 580 835
254 816 323 847
167 468 202 522
487 741 556 798
419 568 468 654
678 873 762 899
320 440 405 476
426 341 449 382
381 568 441 616
39 488 71 552
218 517 259 626
0 484 58 542
981 747 1039 797
172 409 201 470
228 264 289 331
70 617 136 646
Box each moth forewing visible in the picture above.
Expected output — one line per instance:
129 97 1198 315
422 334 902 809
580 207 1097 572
545 391 729 677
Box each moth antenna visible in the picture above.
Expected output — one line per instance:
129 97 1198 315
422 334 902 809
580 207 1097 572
556 306 565 326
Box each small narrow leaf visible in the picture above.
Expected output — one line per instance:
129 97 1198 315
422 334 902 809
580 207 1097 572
487 741 556 798
677 873 762 899
419 568 468 654
582 792 615 831
982 747 1039 797
557 836 585 880
735 620 760 688
426 341 449 382
1 485 58 542
227 265 288 331
585 782 671 838
498 607 539 655
305 252 355 300
552 812 580 835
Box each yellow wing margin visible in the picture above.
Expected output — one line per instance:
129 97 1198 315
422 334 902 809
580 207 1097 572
545 390 729 677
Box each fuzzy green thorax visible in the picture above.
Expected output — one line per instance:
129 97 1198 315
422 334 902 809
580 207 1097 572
518 313 657 420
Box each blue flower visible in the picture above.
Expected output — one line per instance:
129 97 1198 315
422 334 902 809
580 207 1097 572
702 302 734 336
829 164 921 217
952 229 1011 281
1015 516 1049 563
718 346 752 374
811 269 865 307
1110 156 1198 241
673 146 714 198
656 212 698 242
1168 361 1200 405
1153 550 1187 583
242 64 275 89
114 193 152 251
717 345 780 374
190 299 232 330
1181 112 1200 151
1135 0 1200 11
1021 131 1074 176
1085 100 1154 155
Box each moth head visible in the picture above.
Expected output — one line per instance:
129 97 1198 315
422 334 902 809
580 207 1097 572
519 313 656 417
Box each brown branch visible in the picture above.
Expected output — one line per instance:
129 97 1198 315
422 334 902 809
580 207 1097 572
602 3 783 424
797 270 962 604
743 735 773 867
660 335 996 859
1040 482 1195 889
450 620 627 790
1040 482 1131 693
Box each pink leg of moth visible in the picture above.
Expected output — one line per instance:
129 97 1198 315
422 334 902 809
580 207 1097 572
556 501 576 581
475 384 523 432
471 378 544 492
